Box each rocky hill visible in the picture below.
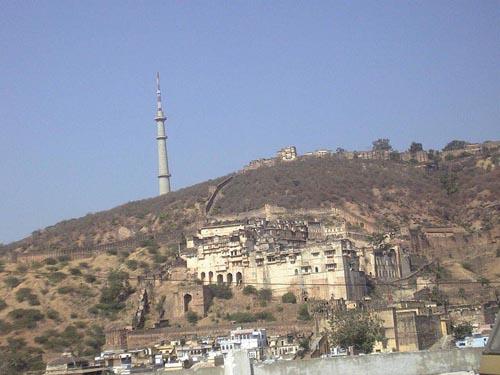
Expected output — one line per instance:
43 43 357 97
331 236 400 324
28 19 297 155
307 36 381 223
0 144 499 372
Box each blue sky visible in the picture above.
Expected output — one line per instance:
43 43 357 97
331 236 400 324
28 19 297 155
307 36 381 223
0 1 499 243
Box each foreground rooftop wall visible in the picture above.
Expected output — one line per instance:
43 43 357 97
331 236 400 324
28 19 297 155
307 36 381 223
253 348 482 375
166 348 481 375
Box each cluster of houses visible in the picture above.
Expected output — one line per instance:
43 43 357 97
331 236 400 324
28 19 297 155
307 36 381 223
45 305 497 375
45 326 309 374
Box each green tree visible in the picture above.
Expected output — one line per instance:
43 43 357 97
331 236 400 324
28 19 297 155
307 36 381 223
7 309 44 329
227 312 257 323
258 288 272 302
43 257 57 265
328 309 384 354
4 276 22 289
46 308 61 321
443 140 467 151
242 285 257 295
47 271 67 284
281 292 297 304
125 259 138 271
297 304 311 321
84 274 97 283
299 337 310 351
208 284 233 299
97 270 133 316
15 288 39 306
69 267 82 276
254 311 276 321
453 322 473 340
372 138 392 151
0 320 12 335
409 142 423 153
440 172 458 195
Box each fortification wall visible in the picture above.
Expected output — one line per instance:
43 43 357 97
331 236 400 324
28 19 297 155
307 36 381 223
211 204 375 232
11 231 173 264
205 176 234 215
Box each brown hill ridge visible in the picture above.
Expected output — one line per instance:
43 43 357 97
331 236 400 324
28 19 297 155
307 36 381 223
1 148 499 257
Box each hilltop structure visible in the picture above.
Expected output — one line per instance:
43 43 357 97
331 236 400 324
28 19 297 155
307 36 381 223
155 73 171 195
243 140 500 173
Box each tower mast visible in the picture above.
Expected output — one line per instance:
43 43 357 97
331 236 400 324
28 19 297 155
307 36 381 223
155 73 171 195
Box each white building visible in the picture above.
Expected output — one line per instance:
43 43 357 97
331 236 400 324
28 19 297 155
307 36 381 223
229 328 268 360
218 338 242 356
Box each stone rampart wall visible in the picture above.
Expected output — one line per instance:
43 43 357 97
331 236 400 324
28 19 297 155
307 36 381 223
11 232 172 264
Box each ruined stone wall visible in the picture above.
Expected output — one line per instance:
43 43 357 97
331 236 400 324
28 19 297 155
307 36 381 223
104 328 128 350
165 284 212 320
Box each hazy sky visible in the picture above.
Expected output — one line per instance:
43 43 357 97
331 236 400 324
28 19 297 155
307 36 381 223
1 1 499 243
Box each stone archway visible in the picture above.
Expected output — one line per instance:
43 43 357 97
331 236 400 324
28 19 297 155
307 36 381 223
200 272 206 283
184 294 192 313
217 274 224 284
236 272 242 285
209 271 214 284
227 273 233 285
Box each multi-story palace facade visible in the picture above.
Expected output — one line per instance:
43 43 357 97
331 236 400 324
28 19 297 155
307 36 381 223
184 219 367 302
